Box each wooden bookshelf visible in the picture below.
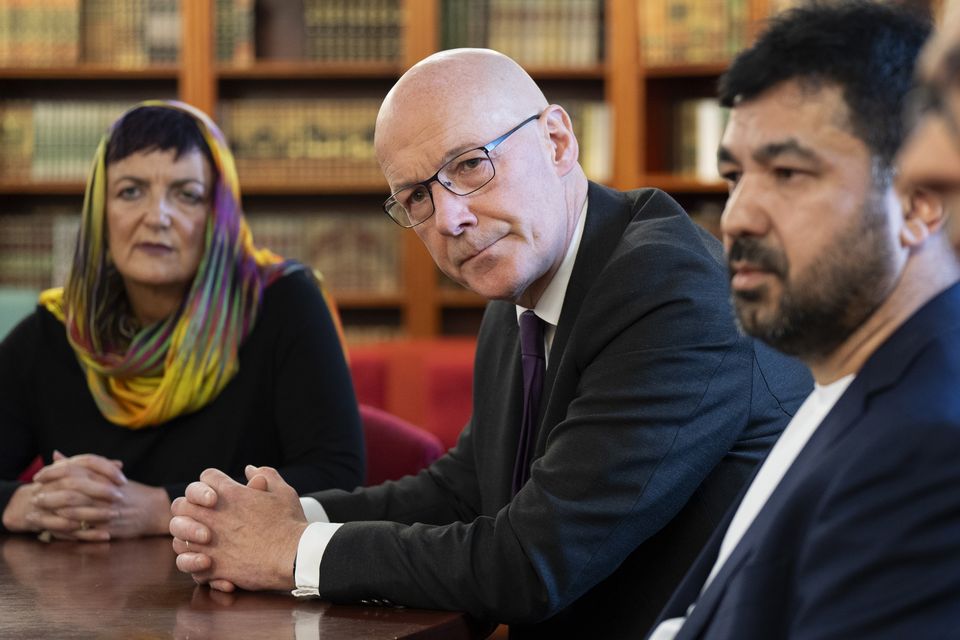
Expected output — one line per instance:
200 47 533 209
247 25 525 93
0 182 85 195
0 66 179 80
217 61 403 80
239 179 388 196
4 0 940 339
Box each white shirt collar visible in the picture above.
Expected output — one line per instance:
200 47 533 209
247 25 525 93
515 196 589 329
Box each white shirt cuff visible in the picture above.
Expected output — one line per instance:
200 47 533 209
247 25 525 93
299 497 330 522
291 521 343 598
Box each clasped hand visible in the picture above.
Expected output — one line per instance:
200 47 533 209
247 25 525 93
170 465 308 593
1 451 171 541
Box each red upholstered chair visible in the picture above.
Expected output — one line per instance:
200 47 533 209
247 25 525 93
16 405 444 488
17 456 43 482
349 338 475 450
360 404 444 486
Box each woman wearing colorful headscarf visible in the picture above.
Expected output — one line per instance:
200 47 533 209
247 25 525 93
0 101 364 541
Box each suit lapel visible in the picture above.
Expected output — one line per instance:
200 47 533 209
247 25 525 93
543 182 633 408
676 385 867 638
678 282 960 638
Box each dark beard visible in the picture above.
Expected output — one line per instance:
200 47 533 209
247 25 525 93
728 195 898 360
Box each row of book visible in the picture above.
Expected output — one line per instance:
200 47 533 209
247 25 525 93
84 0 179 66
0 0 80 67
0 212 77 290
246 211 401 294
218 98 385 185
216 0 254 64
1 0 818 72
671 98 728 180
0 97 615 186
564 99 612 184
440 0 603 67
0 0 179 68
217 0 402 65
220 96 613 185
0 208 402 295
640 0 749 66
303 0 401 62
0 100 132 182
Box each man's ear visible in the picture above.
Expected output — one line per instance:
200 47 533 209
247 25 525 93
901 186 947 248
542 105 579 176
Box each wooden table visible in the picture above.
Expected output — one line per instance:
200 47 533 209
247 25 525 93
0 534 482 639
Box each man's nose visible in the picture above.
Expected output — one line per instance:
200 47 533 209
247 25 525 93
430 185 477 236
721 173 771 246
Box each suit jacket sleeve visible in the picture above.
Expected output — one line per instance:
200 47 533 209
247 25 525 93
310 414 485 526
310 188 795 624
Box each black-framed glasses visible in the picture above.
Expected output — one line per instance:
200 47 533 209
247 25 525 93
383 112 543 228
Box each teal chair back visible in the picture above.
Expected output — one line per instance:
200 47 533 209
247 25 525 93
0 288 39 340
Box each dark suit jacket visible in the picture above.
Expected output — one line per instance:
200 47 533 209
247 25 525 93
309 183 812 638
654 283 960 640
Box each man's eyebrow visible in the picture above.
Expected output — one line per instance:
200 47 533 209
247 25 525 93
717 146 737 165
752 139 820 165
393 139 483 190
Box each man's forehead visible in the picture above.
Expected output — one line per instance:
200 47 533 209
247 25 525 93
724 81 856 152
379 114 512 187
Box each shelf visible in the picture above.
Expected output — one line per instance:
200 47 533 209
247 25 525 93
216 62 606 82
0 65 179 80
0 181 84 195
525 65 605 80
217 61 403 80
0 179 392 197
239 179 388 196
642 63 730 79
643 174 728 194
0 0 785 339
332 292 405 308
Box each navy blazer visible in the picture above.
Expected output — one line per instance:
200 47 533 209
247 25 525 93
309 183 812 638
655 283 960 639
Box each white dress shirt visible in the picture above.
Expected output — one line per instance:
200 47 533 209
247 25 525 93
648 374 854 639
291 198 589 597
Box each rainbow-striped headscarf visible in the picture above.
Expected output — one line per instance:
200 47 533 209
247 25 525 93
39 100 339 429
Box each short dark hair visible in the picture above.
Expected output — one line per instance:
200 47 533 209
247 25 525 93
719 0 931 169
106 105 215 171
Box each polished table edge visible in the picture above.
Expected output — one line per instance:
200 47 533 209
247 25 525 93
0 534 484 639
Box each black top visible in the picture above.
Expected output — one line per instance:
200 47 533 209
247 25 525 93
0 268 364 530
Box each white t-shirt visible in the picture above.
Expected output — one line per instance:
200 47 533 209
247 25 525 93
648 374 854 639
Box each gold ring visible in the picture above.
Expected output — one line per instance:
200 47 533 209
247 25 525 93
79 520 89 531
185 540 190 549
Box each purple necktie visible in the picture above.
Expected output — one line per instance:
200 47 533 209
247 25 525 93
512 310 546 494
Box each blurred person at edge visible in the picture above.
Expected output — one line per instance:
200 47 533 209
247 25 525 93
649 3 960 638
899 0 960 244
